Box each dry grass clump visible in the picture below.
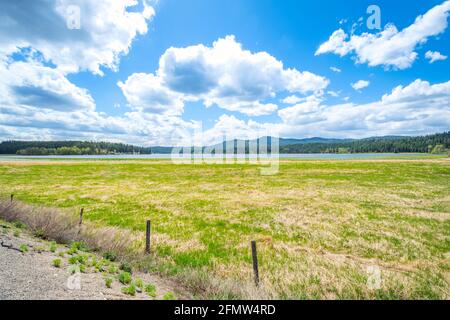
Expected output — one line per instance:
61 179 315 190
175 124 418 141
0 198 136 258
0 199 79 243
170 266 273 300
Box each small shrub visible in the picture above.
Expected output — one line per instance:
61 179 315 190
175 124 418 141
119 262 132 274
53 259 61 268
68 256 78 265
14 221 26 229
67 265 79 275
108 265 118 274
49 241 57 253
58 251 65 257
103 251 117 262
144 284 156 297
163 292 176 300
105 277 113 288
13 230 20 237
70 241 88 252
79 264 86 273
93 259 106 272
19 244 28 253
33 229 45 239
121 283 136 296
118 271 132 285
77 254 88 265
134 278 143 289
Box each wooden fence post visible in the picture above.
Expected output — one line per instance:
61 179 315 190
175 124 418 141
145 220 151 254
251 240 260 287
79 208 84 226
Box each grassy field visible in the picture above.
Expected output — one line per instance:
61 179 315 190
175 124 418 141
0 158 449 299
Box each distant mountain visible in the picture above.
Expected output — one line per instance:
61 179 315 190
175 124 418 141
150 146 173 154
1 133 448 155
278 137 354 146
359 136 406 142
152 133 449 155
148 137 350 154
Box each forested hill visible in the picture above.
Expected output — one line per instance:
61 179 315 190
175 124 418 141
279 132 450 154
0 141 152 155
0 132 448 155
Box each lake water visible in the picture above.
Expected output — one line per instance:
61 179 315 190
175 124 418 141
0 153 431 160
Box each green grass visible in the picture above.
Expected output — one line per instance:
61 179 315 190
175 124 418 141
0 158 449 299
52 259 61 268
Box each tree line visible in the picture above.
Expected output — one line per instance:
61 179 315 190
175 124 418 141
0 141 152 155
279 132 450 154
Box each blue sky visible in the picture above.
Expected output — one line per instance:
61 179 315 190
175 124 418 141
0 0 449 145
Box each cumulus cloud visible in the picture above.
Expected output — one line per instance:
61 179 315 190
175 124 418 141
118 73 184 116
425 50 448 63
278 95 324 125
201 114 274 145
351 80 370 91
0 0 154 75
316 1 450 69
0 59 199 146
0 63 198 146
277 79 450 137
202 78 450 143
0 97 199 146
281 95 304 104
119 35 329 116
0 0 198 146
0 60 95 112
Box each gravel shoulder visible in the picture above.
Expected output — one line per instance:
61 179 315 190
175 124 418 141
0 222 187 300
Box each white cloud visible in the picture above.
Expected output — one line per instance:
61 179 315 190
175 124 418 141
0 1 200 147
0 96 199 147
330 66 342 73
316 1 450 69
276 79 450 137
1 75 448 145
120 35 329 116
381 79 450 106
278 96 324 125
281 95 304 104
201 114 273 145
204 77 450 143
351 80 370 91
118 73 184 116
425 50 448 63
0 0 154 75
0 60 95 112
327 90 340 97
0 0 199 146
